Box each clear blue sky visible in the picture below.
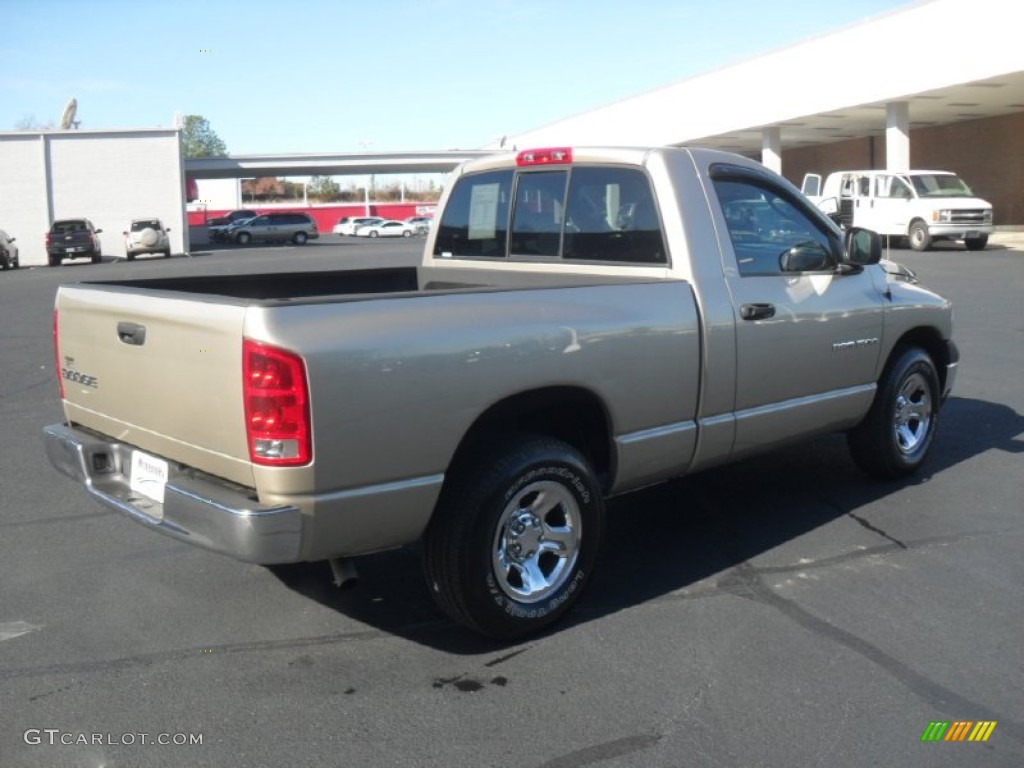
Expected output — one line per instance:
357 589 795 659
4 0 914 155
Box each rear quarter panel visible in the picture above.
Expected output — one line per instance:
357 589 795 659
245 281 702 499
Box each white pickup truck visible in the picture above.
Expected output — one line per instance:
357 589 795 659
801 169 993 251
44 146 958 638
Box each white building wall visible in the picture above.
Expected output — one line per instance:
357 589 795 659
0 128 186 266
0 135 50 261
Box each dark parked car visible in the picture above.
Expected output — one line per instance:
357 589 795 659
46 219 103 266
207 209 258 227
210 215 257 243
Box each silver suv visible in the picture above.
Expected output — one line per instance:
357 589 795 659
123 218 172 259
233 212 319 245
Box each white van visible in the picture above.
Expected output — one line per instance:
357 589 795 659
802 170 993 251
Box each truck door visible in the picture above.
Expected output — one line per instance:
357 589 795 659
710 167 885 458
838 173 872 230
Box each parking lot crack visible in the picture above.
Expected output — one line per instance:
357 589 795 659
844 510 908 549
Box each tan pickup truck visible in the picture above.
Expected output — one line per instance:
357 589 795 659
44 146 957 638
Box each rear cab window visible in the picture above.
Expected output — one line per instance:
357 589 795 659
434 164 666 265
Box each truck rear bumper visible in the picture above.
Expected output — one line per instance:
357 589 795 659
43 423 302 564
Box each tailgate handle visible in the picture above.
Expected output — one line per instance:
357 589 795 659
117 321 147 345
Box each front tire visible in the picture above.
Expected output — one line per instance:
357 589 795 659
908 220 932 252
236 232 252 245
848 346 940 479
369 230 379 238
423 434 604 639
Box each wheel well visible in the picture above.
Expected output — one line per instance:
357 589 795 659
889 328 950 392
446 387 614 490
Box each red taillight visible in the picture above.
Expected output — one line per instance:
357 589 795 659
53 308 64 399
242 339 311 466
46 232 53 246
516 147 573 166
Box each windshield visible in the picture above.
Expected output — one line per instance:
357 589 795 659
907 174 975 198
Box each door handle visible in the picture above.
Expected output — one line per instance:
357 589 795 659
740 303 775 320
117 321 147 345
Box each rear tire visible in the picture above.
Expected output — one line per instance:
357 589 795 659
126 252 136 261
91 251 102 264
48 255 61 267
163 249 172 258
293 232 308 245
848 346 940 479
422 434 603 639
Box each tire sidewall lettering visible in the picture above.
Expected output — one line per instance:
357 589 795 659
486 568 586 620
503 465 590 506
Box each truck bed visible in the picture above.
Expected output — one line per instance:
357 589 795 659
82 266 668 304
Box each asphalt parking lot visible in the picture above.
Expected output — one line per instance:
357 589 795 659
1 235 1022 767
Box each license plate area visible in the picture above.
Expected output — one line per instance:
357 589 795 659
130 450 169 506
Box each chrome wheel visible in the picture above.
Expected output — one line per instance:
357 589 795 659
491 480 581 604
893 372 932 455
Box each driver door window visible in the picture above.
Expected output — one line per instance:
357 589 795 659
714 179 835 276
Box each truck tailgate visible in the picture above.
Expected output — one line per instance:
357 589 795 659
56 285 253 488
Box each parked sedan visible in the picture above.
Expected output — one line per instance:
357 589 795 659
0 229 18 270
336 216 385 236
355 219 417 238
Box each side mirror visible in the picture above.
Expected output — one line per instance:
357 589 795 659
780 242 831 272
165 227 171 232
122 231 128 236
95 229 103 234
844 227 882 266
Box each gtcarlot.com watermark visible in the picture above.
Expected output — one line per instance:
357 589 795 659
24 729 203 747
